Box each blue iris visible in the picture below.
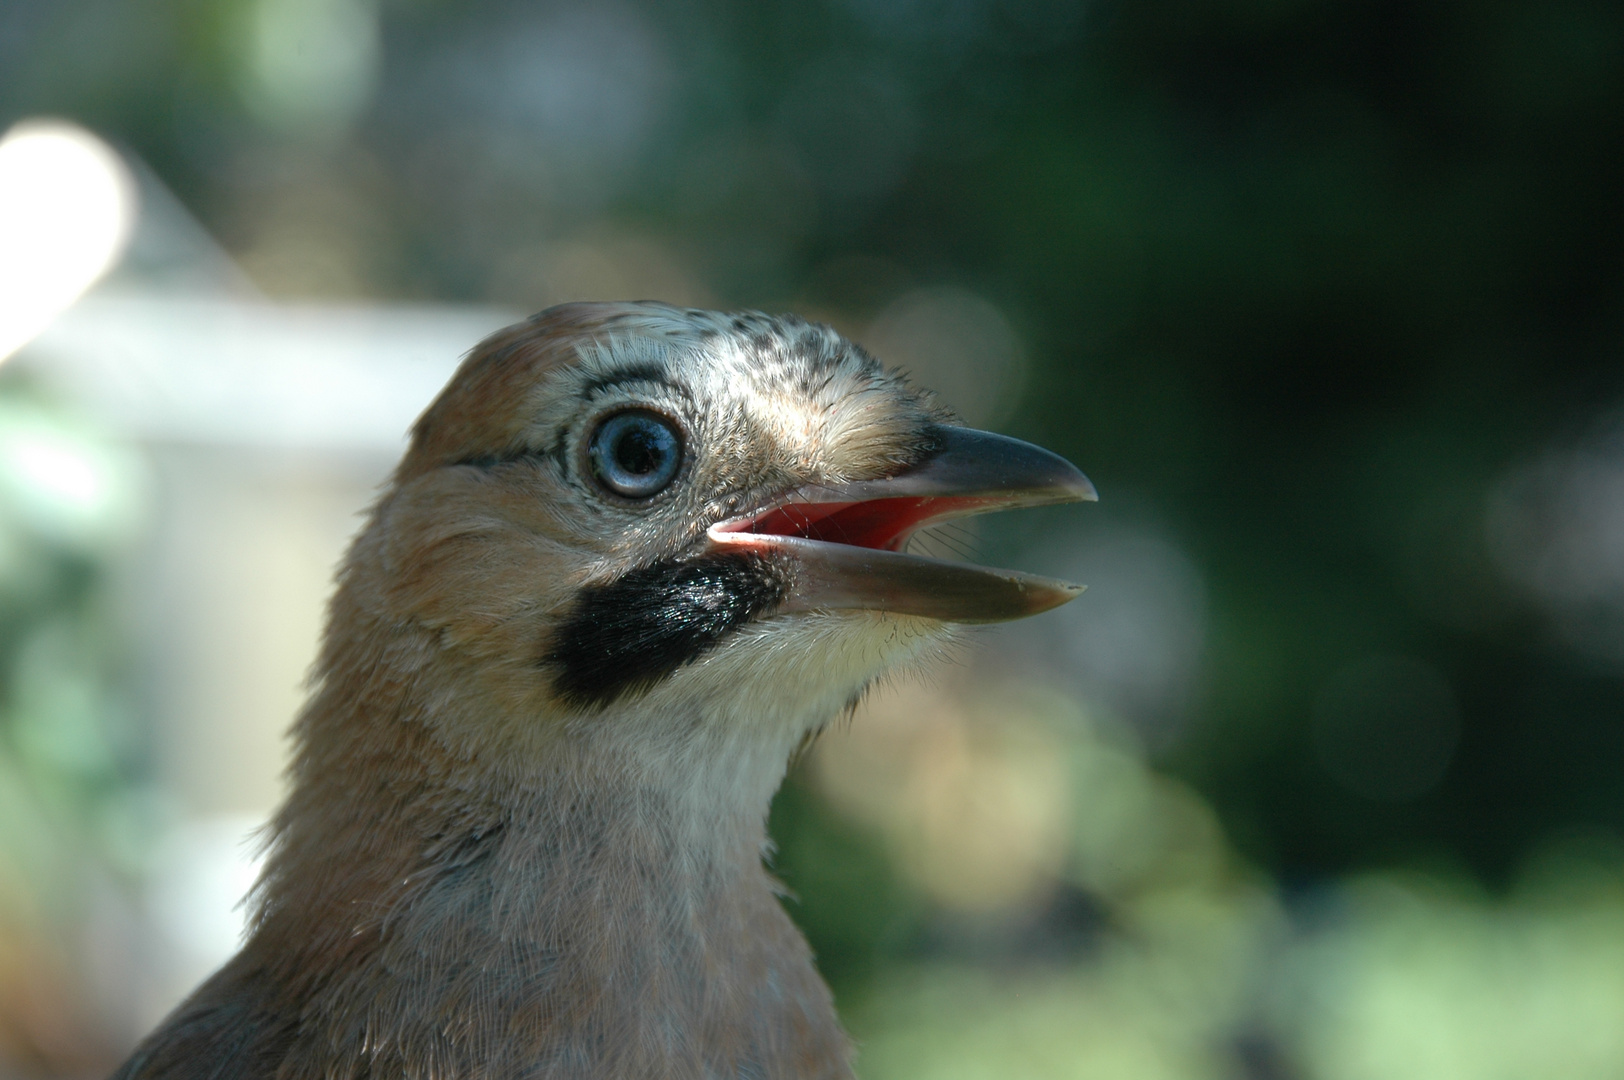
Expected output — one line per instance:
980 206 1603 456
589 410 683 498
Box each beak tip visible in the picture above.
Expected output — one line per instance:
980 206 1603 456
1050 580 1087 606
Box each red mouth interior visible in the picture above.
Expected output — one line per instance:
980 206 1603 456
731 497 994 552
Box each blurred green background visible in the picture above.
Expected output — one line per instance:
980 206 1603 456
2 0 1623 1076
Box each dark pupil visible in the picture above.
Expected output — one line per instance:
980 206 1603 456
615 425 664 475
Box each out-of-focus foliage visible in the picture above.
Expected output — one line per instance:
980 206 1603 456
778 679 1286 1079
781 680 1624 1079
0 388 150 1072
3 0 1623 1075
1276 850 1624 1080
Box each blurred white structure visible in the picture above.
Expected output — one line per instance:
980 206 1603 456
20 245 516 836
0 119 138 362
3 120 518 1021
28 292 513 453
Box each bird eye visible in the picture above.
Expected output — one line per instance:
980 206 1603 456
588 410 684 498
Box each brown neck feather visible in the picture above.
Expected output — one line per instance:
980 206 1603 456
144 582 853 1079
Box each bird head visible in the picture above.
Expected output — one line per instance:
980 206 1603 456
337 301 1093 802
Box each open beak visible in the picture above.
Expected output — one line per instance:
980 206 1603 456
706 426 1097 623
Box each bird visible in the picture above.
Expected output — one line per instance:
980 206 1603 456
112 301 1095 1079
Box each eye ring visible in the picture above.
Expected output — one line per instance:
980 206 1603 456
587 409 685 499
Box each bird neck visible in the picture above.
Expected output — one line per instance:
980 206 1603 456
232 606 850 1077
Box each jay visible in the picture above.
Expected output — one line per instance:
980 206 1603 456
113 302 1093 1079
